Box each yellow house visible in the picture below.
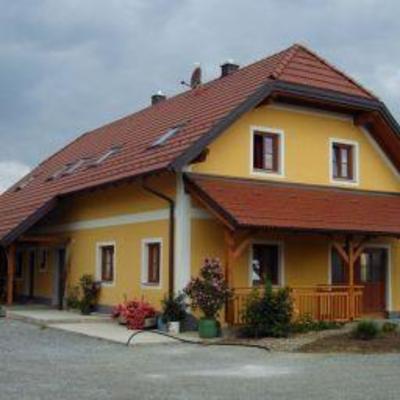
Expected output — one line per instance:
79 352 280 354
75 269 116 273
1 44 400 324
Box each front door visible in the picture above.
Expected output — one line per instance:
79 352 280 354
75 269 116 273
355 248 387 314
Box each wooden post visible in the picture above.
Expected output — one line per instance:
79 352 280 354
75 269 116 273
6 243 16 306
347 239 355 320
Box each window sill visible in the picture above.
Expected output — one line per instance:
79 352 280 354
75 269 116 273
250 169 285 179
330 178 359 186
141 282 162 290
100 281 115 288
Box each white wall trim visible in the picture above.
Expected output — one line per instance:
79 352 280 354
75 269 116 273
247 240 285 287
174 173 192 293
328 137 360 186
268 102 354 122
95 241 116 287
38 208 170 234
361 127 400 180
141 237 163 290
190 207 212 219
249 125 285 179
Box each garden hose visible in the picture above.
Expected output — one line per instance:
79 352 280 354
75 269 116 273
126 329 270 351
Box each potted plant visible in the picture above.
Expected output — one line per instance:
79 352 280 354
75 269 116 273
112 299 157 330
184 258 232 338
160 293 186 334
78 274 101 315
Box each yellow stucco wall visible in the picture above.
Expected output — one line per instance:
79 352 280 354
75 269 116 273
192 104 400 192
24 106 400 316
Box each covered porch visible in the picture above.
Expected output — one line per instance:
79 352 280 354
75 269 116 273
184 173 400 325
0 235 70 308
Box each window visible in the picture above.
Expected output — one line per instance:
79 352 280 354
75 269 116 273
93 146 121 166
150 127 181 148
331 248 347 284
98 244 115 284
142 239 162 287
251 243 281 286
252 130 281 173
15 252 23 280
330 140 358 183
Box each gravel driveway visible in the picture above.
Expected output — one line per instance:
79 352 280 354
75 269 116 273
1 319 400 400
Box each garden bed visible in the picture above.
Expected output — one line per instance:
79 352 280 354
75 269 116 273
221 324 351 352
298 331 400 353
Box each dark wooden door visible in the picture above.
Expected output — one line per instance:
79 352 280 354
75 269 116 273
355 248 387 314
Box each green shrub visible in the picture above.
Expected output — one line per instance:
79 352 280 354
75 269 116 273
78 274 101 315
241 280 293 338
291 314 342 333
352 320 380 340
66 285 80 310
382 322 398 334
161 292 187 323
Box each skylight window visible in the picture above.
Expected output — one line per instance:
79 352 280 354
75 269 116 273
14 175 34 192
150 126 183 148
47 158 88 181
92 145 122 166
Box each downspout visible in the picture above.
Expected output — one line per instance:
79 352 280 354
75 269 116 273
141 177 175 297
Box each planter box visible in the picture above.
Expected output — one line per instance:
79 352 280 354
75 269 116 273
144 317 157 329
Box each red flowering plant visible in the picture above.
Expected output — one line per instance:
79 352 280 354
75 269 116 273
184 258 232 319
112 299 156 330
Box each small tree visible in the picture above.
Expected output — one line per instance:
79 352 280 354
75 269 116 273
242 280 293 338
184 258 232 320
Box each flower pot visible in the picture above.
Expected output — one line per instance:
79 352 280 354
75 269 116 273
168 321 180 335
199 318 218 338
118 315 127 325
144 317 157 329
157 316 167 332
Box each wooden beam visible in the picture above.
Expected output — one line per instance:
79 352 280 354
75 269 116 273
332 241 349 265
19 235 70 245
6 243 16 305
354 111 378 127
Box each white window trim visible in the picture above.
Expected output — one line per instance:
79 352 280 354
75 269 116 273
328 242 392 312
329 138 360 186
141 238 163 290
248 240 285 287
250 126 285 179
96 241 116 287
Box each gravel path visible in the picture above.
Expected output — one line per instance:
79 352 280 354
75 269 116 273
1 319 400 400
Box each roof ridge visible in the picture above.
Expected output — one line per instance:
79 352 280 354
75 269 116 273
269 44 301 80
292 43 376 99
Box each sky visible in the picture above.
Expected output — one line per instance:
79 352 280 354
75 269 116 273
0 0 399 192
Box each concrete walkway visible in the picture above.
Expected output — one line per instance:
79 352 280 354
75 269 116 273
5 305 200 346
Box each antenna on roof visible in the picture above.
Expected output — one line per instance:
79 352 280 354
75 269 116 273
181 62 202 89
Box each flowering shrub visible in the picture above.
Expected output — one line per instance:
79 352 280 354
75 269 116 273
184 258 232 319
112 299 156 329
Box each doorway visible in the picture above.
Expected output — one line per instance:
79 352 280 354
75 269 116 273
331 246 388 314
53 249 66 310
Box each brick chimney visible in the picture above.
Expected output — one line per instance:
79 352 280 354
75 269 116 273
151 91 166 105
220 60 239 77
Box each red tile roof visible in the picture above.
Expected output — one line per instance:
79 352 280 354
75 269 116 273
0 44 394 244
185 174 400 235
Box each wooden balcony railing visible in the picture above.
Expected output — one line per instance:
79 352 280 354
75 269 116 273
227 285 363 326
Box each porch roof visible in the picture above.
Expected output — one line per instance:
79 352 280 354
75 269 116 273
184 173 400 236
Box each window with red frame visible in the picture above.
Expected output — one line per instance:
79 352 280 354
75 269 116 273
332 142 354 180
253 131 280 173
100 245 114 283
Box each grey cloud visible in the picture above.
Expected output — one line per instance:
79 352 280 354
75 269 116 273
0 0 399 190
